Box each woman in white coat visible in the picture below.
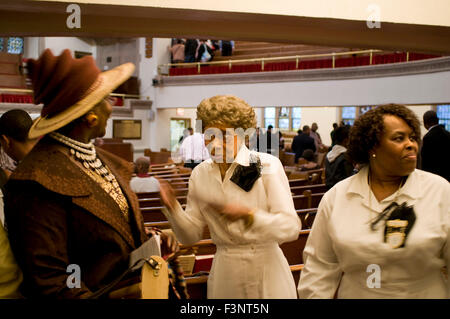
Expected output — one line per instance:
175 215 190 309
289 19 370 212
160 95 301 299
298 104 449 298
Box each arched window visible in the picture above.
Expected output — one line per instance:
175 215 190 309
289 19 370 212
263 107 302 131
436 105 450 131
0 37 24 54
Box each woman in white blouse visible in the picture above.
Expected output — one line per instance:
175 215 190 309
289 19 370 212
160 95 301 298
298 104 449 298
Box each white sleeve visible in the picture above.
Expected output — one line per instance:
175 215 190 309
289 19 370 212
297 190 342 298
162 172 206 245
443 185 450 296
250 157 301 244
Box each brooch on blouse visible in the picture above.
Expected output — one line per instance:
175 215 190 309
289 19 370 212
230 154 262 192
370 202 416 249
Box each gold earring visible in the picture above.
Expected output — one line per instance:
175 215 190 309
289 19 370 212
86 113 98 123
372 153 376 158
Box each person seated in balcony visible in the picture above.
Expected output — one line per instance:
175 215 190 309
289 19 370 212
298 149 320 171
184 39 198 63
220 40 235 57
170 39 185 65
196 39 214 63
130 157 160 193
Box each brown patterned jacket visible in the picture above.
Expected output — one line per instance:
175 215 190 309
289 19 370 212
4 137 148 298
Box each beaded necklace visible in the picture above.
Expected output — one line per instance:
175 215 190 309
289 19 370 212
49 132 114 182
49 132 130 222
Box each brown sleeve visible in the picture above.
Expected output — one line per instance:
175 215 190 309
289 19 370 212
4 181 92 298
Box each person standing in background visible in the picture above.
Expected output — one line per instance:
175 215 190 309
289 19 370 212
291 126 316 164
310 122 325 153
330 123 338 147
421 110 450 181
179 128 210 170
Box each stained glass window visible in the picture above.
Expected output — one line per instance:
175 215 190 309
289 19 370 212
292 107 301 130
7 37 24 54
437 105 450 131
0 38 4 52
264 107 276 128
278 118 289 129
342 106 356 125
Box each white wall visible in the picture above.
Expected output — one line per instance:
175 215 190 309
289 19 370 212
154 71 450 109
43 37 97 59
23 37 41 60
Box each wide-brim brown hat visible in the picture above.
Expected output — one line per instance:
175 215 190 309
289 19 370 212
28 49 135 139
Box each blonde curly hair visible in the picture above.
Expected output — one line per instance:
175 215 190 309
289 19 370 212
196 95 257 130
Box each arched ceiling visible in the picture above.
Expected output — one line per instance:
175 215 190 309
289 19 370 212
1 0 449 54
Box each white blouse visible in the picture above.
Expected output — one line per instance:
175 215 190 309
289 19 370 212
162 145 301 298
298 166 450 299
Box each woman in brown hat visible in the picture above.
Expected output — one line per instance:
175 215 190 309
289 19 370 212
3 49 175 298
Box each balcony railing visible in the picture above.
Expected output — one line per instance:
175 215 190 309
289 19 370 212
158 49 439 76
0 88 143 105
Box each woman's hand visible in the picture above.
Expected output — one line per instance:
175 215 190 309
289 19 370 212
158 179 177 212
160 229 179 257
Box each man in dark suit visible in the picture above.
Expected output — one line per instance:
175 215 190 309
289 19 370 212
421 110 450 181
291 125 316 164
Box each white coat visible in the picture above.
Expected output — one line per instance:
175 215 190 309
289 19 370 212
163 145 301 298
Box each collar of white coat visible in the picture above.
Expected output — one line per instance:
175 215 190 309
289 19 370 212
347 165 422 201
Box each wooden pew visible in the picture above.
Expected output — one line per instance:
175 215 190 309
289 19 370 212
136 188 188 200
140 206 167 222
157 172 192 180
289 179 309 187
292 191 325 210
139 196 187 208
140 204 185 222
279 229 310 265
291 183 327 196
297 208 317 229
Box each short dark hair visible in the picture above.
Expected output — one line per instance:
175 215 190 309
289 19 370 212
333 123 338 129
268 125 273 130
335 125 350 145
302 125 310 132
0 109 33 142
302 149 315 161
347 104 421 165
423 110 438 126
